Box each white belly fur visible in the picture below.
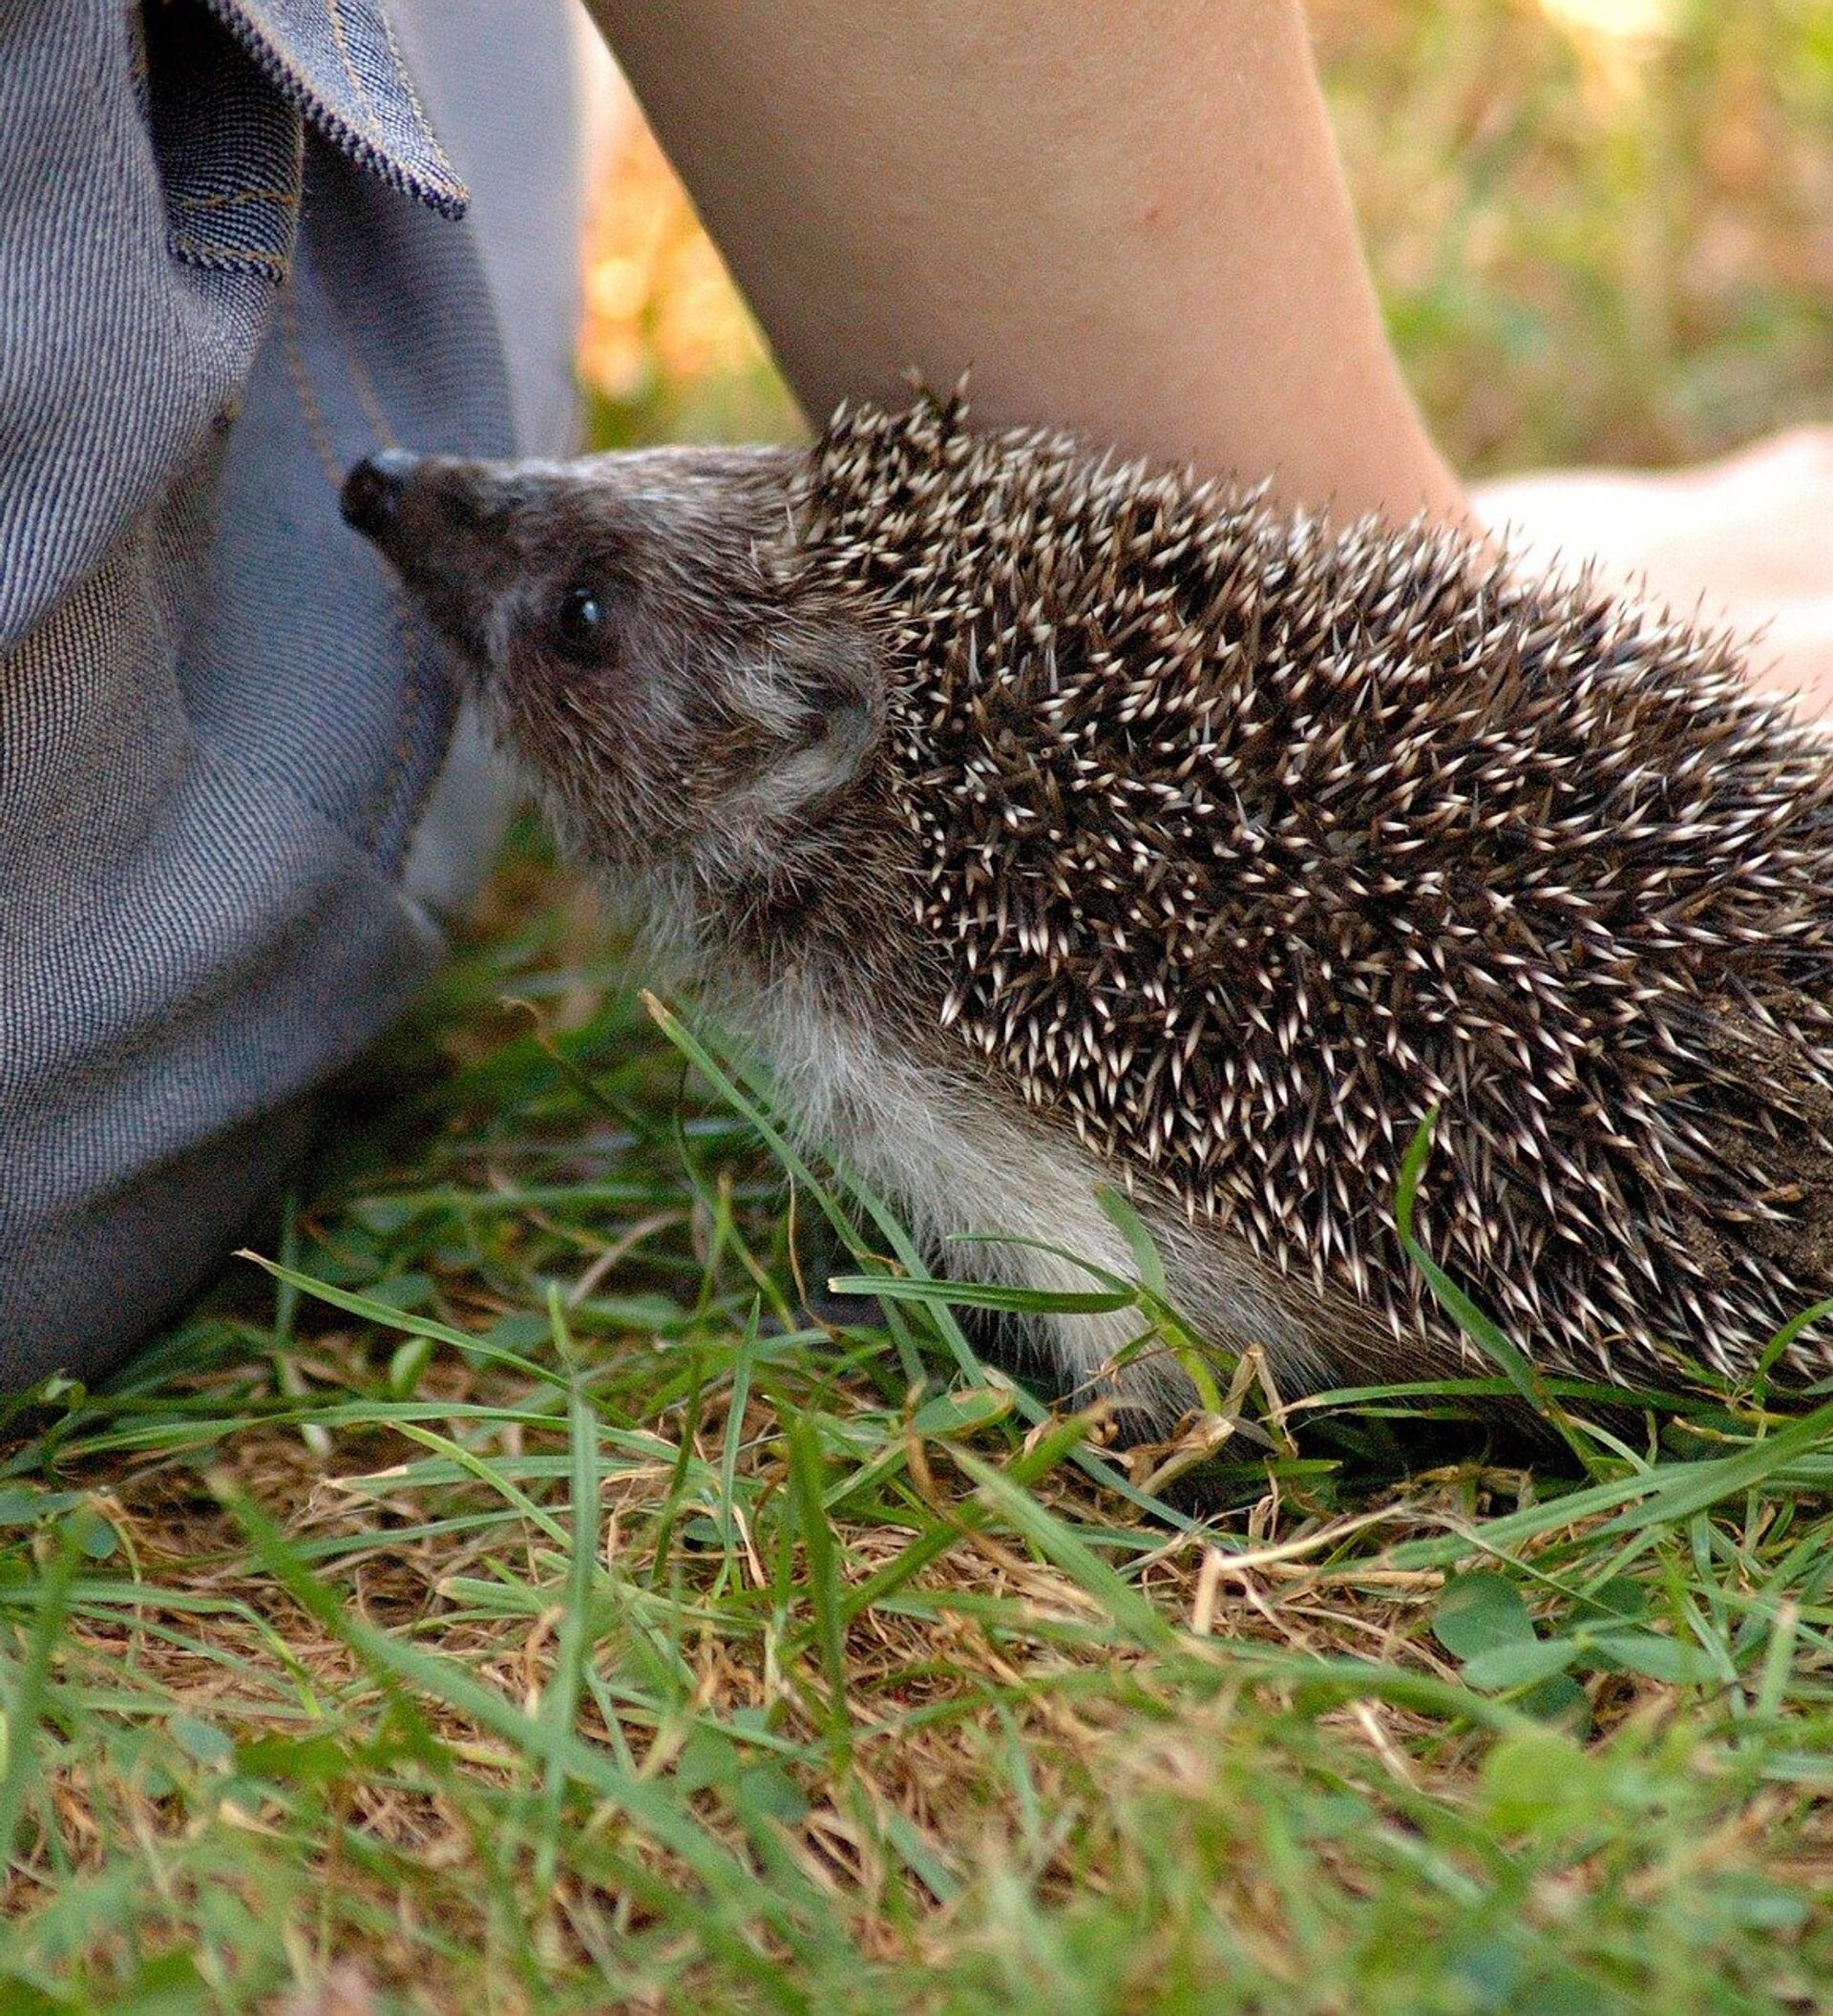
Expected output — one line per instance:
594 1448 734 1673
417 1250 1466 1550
718 972 1324 1424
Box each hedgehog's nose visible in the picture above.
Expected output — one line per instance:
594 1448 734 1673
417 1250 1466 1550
340 451 424 539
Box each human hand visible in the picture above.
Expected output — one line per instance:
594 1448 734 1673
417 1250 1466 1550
1474 429 1833 717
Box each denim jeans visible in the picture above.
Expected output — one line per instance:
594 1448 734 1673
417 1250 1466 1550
0 0 585 1383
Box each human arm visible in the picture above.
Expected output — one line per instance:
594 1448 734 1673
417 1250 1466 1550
583 0 1470 529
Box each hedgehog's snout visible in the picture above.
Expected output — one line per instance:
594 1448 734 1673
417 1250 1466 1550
340 451 422 540
341 451 498 561
342 452 518 665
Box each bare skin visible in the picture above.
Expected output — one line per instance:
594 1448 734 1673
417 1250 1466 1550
584 0 1468 529
585 0 1831 700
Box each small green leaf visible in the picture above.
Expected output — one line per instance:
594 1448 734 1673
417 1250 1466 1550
120 1948 209 2005
1580 1628 1717 1685
0 1489 77 1526
484 1312 554 1354
1434 1572 1538 1661
1516 1672 1591 1731
1584 1577 1649 1625
909 1385 1014 1438
1298 1792 1375 1839
235 1733 348 1790
734 1763 810 1826
388 1334 434 1400
1442 1929 1525 2009
105 1728 177 1800
367 1270 435 1312
167 1714 235 1772
674 1726 741 1796
68 1510 118 1560
349 1197 418 1235
1460 1636 1579 1692
1480 1731 1599 1831
1707 1872 1812 1933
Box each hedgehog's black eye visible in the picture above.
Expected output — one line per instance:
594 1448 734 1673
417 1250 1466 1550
552 580 611 661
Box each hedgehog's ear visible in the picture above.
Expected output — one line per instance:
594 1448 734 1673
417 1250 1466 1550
771 633 885 808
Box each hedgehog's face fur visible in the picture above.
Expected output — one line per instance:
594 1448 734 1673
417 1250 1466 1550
342 444 888 905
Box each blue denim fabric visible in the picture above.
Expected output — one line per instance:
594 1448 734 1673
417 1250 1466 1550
0 0 584 1384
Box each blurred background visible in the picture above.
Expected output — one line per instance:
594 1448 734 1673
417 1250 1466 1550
574 0 1830 473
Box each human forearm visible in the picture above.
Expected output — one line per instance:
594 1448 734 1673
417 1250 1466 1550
585 0 1467 527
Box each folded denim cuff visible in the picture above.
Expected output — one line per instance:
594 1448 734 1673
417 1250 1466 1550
198 0 469 220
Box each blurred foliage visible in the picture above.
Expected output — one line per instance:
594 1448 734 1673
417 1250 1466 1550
579 126 803 452
1314 0 1832 472
579 0 1830 473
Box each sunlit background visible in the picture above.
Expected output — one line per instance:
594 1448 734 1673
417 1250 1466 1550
576 0 1830 473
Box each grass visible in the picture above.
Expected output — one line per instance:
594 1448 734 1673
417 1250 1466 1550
5 3 1833 2008
4 860 1832 2012
1316 0 1833 472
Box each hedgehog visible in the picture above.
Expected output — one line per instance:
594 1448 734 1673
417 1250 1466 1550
340 393 1833 1427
